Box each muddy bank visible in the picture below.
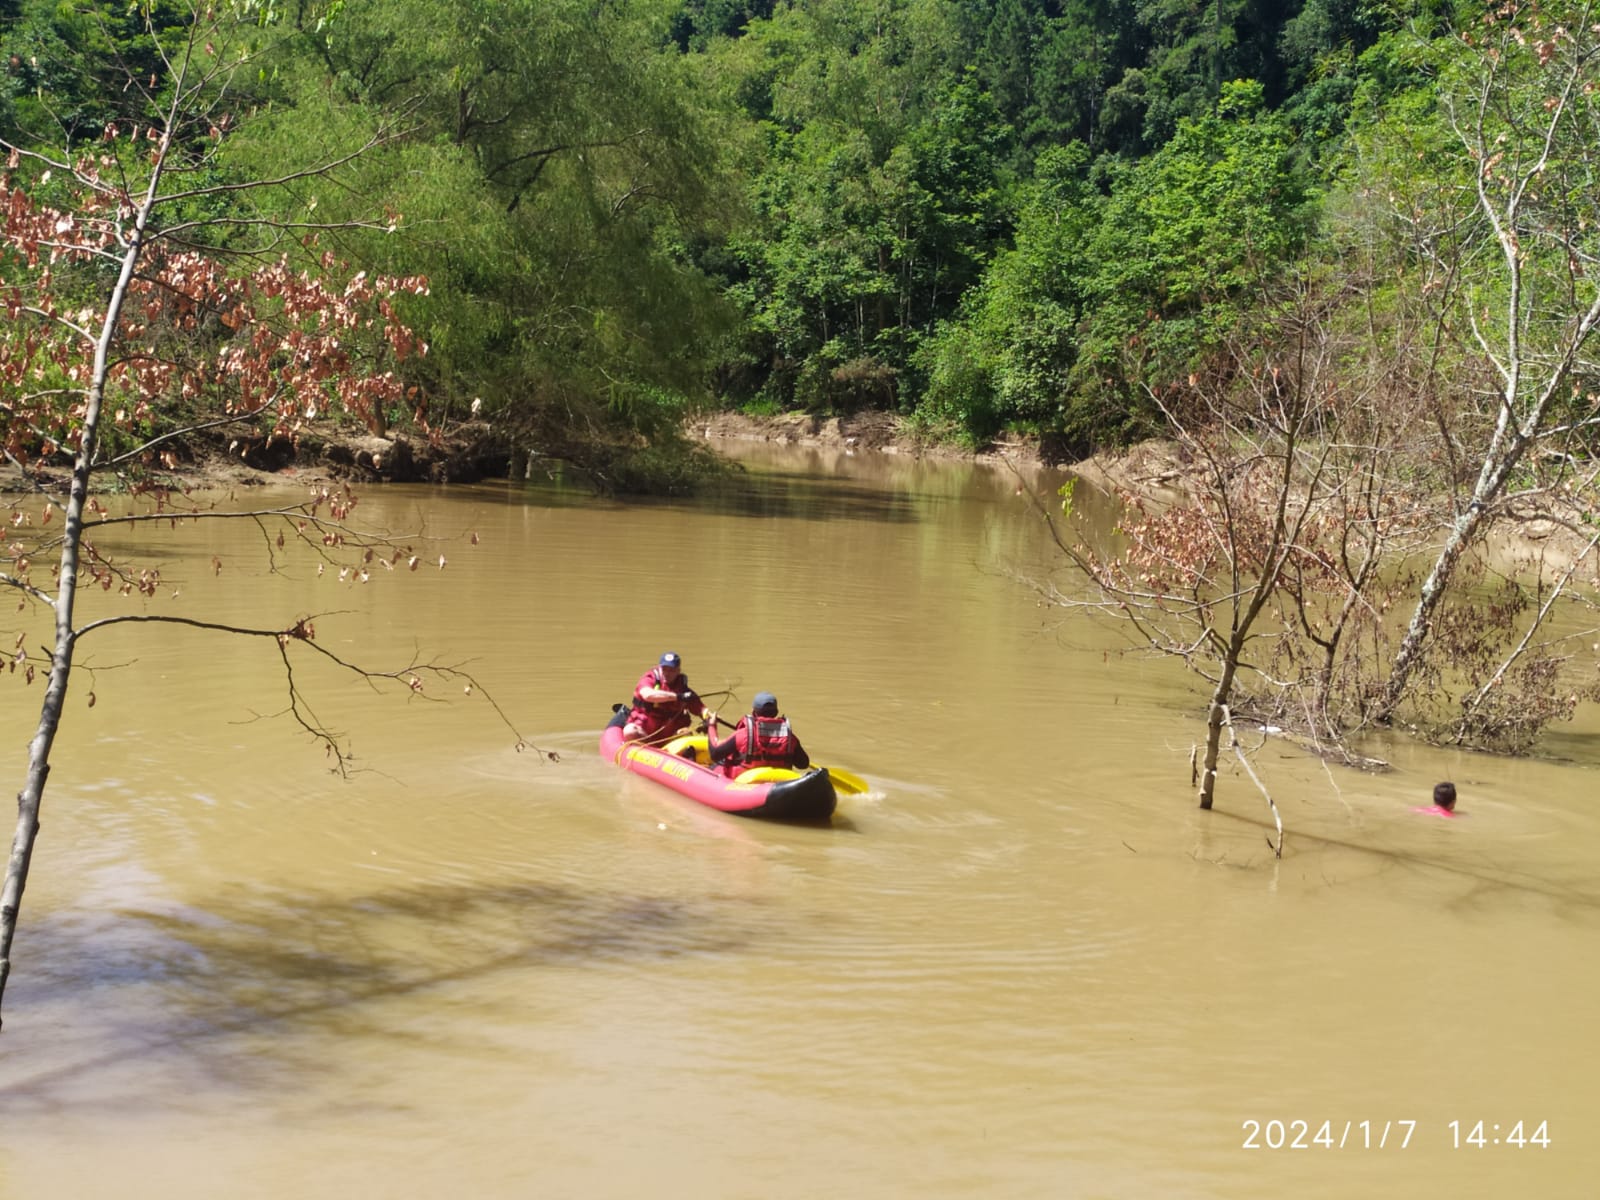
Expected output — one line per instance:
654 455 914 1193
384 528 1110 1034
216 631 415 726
1055 437 1600 587
232 420 512 486
691 410 1068 469
7 408 1590 585
3 410 1072 495
0 419 515 494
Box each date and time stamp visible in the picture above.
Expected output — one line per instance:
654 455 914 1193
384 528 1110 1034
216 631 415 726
1241 1118 1552 1151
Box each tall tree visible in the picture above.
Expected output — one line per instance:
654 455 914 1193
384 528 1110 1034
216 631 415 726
973 0 1037 123
725 11 1008 410
260 0 740 484
1365 0 1600 722
0 0 522 1026
1070 80 1315 444
915 140 1098 443
1028 0 1133 149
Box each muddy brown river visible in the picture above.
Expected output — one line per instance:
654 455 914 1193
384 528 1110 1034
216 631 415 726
0 442 1592 1198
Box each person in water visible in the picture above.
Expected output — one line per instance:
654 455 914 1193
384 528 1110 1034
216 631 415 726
1413 781 1460 818
708 691 810 774
622 651 716 742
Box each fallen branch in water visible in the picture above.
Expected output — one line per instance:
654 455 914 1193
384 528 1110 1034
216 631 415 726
1223 704 1284 858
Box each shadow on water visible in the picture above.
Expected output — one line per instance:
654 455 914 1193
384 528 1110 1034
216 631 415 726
652 468 924 524
1522 727 1600 764
471 441 1071 525
2 878 785 1108
483 463 933 523
1202 808 1600 918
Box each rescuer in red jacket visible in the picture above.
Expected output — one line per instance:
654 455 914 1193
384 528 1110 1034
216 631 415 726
708 692 810 774
623 651 716 742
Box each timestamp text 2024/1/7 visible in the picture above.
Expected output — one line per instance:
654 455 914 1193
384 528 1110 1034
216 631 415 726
1241 1119 1552 1150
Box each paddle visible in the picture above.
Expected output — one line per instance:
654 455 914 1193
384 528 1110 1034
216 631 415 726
817 765 869 795
673 697 867 794
674 728 868 796
709 707 867 795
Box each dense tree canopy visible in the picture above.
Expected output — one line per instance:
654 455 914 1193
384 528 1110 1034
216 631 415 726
3 0 1576 465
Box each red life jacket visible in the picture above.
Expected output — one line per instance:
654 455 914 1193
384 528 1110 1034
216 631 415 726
627 667 692 736
735 714 798 768
634 667 690 713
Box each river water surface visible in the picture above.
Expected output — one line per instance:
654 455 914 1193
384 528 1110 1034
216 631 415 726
0 442 1594 1199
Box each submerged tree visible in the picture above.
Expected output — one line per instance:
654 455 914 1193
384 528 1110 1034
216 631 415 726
1033 275 1427 826
0 1 527 1027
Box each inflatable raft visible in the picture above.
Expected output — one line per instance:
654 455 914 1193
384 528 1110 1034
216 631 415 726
601 708 838 821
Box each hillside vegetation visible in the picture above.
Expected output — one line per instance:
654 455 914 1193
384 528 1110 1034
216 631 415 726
1 0 1510 473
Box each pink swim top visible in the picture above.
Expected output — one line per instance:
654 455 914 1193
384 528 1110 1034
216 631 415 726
1411 805 1459 818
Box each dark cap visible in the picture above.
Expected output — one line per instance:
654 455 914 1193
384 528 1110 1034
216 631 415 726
752 691 778 715
659 652 681 669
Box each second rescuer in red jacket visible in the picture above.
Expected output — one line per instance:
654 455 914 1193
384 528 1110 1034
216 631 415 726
708 691 810 774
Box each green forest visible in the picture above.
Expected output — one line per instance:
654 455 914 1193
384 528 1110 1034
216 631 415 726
2 0 1552 475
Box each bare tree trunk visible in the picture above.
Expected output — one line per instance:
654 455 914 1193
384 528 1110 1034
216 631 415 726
1376 7 1600 725
1198 649 1242 810
1376 500 1487 725
0 147 161 1027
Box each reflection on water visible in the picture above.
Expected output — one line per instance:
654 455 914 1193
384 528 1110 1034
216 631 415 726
0 446 1594 1200
4 878 783 1115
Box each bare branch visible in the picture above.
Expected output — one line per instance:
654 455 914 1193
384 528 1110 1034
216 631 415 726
146 120 418 214
1221 704 1283 857
0 574 56 607
96 401 282 468
68 612 539 768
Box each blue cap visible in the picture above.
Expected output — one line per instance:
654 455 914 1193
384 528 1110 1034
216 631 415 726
659 652 681 669
753 691 777 715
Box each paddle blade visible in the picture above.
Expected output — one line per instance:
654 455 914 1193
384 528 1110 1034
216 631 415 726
822 765 869 795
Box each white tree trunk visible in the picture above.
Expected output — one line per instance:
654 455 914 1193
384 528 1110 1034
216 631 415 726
0 158 163 1025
